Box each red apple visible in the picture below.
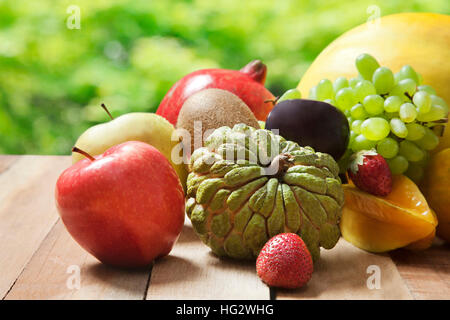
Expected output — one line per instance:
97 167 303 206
156 60 276 125
55 141 185 268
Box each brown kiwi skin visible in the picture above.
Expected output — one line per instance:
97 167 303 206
176 88 260 156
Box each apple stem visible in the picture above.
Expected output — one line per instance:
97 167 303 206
72 147 95 161
101 103 114 120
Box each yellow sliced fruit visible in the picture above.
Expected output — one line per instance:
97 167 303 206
340 175 438 252
404 228 436 251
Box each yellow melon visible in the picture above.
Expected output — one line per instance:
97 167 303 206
297 12 450 151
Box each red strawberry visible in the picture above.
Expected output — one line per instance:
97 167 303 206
347 149 392 196
256 233 313 289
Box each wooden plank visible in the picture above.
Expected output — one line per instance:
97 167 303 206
5 221 151 300
1 155 448 300
146 221 270 300
0 155 71 299
0 155 19 175
276 239 413 300
390 239 450 300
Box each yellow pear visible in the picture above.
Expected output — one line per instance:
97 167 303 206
72 112 187 191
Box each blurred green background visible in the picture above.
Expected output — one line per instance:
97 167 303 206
0 0 449 155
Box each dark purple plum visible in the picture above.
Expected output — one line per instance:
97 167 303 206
265 99 349 160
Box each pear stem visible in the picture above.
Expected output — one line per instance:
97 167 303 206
264 97 279 105
72 147 95 161
101 103 114 120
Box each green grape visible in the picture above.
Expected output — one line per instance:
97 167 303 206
351 134 377 152
363 94 384 115
361 117 390 141
376 137 399 159
349 77 361 88
399 103 417 123
372 66 395 94
335 87 355 110
349 130 357 146
347 116 353 125
430 95 449 112
418 85 436 95
350 103 368 120
309 86 317 99
390 79 417 98
417 73 423 86
333 77 349 93
377 113 390 121
394 72 401 84
355 53 380 80
384 96 402 113
398 79 417 96
405 163 424 183
415 127 440 150
278 88 302 103
396 65 420 85
416 104 448 122
316 79 334 101
390 118 408 138
354 80 376 102
385 112 398 120
399 140 424 162
351 119 363 134
323 99 335 106
411 151 430 168
387 155 409 174
413 91 431 114
405 123 426 141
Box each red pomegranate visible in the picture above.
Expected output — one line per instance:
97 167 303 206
156 60 276 125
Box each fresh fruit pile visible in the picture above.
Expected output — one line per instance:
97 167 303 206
185 124 343 262
53 12 449 292
307 53 448 182
56 61 279 269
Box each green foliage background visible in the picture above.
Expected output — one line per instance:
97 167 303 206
0 0 448 155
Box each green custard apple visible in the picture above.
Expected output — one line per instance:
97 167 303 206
185 124 344 261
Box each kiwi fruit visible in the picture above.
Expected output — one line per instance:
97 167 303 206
176 88 259 156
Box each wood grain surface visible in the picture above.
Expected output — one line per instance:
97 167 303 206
276 240 413 300
5 221 151 300
147 221 269 300
0 156 70 299
0 155 448 300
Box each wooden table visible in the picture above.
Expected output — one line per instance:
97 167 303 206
0 155 448 300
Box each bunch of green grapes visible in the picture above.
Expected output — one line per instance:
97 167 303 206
308 53 448 182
